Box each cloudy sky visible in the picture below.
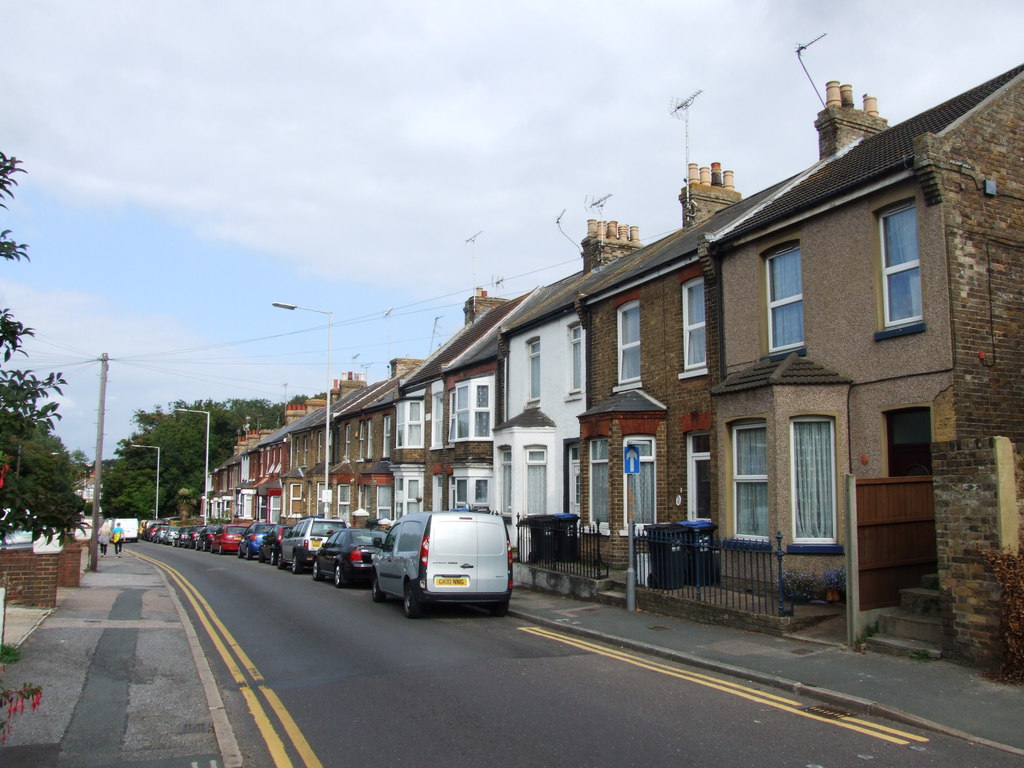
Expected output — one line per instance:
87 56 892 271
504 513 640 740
2 1 1022 459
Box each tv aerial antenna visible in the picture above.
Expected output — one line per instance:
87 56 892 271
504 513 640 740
796 33 828 109
585 193 612 218
465 230 483 302
670 90 702 226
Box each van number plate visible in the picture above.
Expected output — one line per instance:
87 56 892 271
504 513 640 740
434 576 469 587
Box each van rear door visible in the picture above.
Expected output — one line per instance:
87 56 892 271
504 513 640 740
426 516 508 596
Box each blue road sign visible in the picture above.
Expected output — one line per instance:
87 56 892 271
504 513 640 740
624 445 641 474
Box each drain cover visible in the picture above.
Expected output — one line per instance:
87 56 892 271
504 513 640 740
179 722 213 734
647 625 671 632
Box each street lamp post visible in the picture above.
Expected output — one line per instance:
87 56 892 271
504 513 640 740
129 443 161 520
273 301 332 517
175 408 210 524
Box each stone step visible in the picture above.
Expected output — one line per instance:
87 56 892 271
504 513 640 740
878 609 942 644
864 633 942 659
900 586 942 616
920 573 939 591
595 590 627 607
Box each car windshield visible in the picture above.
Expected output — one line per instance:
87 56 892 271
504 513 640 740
310 521 341 537
226 526 247 534
350 530 375 546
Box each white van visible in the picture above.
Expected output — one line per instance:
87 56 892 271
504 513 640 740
108 518 140 543
371 511 512 618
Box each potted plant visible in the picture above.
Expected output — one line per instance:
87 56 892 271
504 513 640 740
782 569 820 603
822 567 847 603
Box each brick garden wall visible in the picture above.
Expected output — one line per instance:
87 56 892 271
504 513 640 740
932 437 1023 667
0 550 59 608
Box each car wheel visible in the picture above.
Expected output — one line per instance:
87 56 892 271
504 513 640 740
237 545 245 559
291 552 303 574
276 551 287 570
334 562 349 588
371 573 387 603
488 600 510 618
257 548 266 564
312 560 322 581
247 546 256 561
403 581 423 618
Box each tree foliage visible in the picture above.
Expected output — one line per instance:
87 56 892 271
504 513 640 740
101 397 288 518
0 152 78 540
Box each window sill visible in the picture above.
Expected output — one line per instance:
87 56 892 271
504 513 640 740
613 381 643 393
678 368 708 380
874 321 926 341
766 347 806 362
565 392 583 403
786 543 844 555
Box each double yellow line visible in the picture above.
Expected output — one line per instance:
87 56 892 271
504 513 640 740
136 551 322 768
519 626 929 747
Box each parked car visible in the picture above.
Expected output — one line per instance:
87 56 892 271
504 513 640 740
278 517 346 574
164 527 180 546
257 524 288 565
201 525 221 552
152 527 170 544
175 525 196 548
190 525 208 549
238 522 278 560
371 511 512 618
212 524 247 555
312 528 384 587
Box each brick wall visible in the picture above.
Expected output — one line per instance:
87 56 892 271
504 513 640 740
58 540 85 588
932 437 1022 667
0 550 59 608
922 77 1024 441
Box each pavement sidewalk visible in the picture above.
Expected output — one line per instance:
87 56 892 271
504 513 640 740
2 553 1023 763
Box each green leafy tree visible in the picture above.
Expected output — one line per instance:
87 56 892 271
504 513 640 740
0 152 76 541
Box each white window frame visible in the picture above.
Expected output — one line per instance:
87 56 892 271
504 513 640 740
622 437 655 527
382 415 392 458
336 483 351 521
880 203 922 327
589 438 608 526
289 483 302 517
365 419 374 460
448 377 493 441
790 417 837 543
733 422 768 539
526 447 547 516
431 391 445 448
500 447 512 517
569 323 583 394
344 424 351 460
528 338 541 401
687 431 711 520
397 400 424 448
681 277 707 374
376 484 393 519
766 245 803 354
618 300 641 384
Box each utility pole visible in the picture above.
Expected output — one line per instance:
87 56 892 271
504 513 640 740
89 353 108 572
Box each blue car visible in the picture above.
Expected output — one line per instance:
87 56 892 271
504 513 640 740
237 522 279 560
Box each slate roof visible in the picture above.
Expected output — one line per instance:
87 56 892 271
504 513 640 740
580 388 668 417
402 293 531 389
711 352 851 395
494 407 556 431
719 63 1024 242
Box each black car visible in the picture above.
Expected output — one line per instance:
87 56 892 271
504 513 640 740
257 524 288 566
311 528 383 587
201 525 221 552
190 525 208 550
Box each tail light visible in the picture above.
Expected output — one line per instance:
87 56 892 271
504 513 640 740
349 549 363 563
420 535 430 567
508 539 514 588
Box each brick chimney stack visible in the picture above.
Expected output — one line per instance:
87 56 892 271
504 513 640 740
581 220 643 273
463 288 508 325
814 81 888 159
333 371 367 400
680 162 742 227
390 357 424 379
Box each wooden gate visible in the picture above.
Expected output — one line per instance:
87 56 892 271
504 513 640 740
855 476 937 610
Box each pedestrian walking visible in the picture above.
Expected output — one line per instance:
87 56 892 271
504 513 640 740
98 521 111 556
111 521 125 557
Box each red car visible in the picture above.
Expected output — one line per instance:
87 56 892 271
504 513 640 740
211 525 248 555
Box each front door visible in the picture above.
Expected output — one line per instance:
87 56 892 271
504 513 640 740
568 444 581 517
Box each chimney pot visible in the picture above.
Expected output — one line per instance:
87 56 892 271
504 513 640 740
688 163 699 185
587 219 597 236
699 166 711 185
723 170 735 190
711 161 723 187
863 94 879 116
606 220 618 239
840 84 854 108
629 225 639 242
825 80 841 108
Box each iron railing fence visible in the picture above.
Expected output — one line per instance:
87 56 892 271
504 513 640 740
516 517 609 580
634 528 792 617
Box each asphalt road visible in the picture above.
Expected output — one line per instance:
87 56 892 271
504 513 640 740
142 541 1013 768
